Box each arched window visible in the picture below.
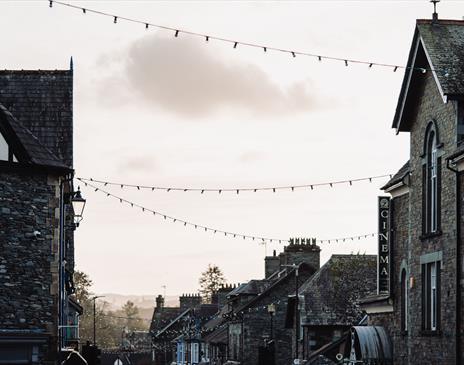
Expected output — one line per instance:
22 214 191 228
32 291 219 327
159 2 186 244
423 123 441 234
400 269 408 332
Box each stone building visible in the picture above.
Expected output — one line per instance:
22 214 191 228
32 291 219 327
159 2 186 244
202 240 320 365
0 68 82 363
285 254 376 363
359 16 464 365
150 293 207 365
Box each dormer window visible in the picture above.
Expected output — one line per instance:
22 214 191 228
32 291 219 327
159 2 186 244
0 130 18 162
422 122 441 235
0 131 8 161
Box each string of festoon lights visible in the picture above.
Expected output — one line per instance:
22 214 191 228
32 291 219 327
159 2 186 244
77 174 392 195
47 0 448 75
80 180 377 244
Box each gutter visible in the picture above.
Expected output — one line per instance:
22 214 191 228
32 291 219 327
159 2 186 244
446 158 462 365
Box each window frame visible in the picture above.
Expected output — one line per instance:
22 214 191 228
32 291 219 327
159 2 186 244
421 256 441 334
422 122 442 237
400 268 408 333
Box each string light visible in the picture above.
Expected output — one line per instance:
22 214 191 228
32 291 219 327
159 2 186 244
77 174 393 195
80 180 377 245
47 0 446 75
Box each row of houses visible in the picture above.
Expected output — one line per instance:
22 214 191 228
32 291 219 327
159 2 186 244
147 15 464 365
149 242 377 365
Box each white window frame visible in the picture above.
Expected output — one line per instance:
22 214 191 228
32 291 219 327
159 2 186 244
404 272 408 331
191 342 199 364
430 141 438 233
431 262 437 331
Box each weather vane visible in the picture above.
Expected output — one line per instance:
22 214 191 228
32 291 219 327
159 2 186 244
431 0 440 21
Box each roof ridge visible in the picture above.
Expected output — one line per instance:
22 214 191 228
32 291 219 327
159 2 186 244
417 19 464 25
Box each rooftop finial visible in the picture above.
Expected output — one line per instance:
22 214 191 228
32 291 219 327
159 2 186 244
431 0 440 23
70 56 73 71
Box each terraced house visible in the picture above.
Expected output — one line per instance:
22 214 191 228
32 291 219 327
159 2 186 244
360 16 464 365
0 66 84 363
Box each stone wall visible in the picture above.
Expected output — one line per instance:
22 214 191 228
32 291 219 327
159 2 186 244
0 169 61 362
237 266 315 365
370 72 460 364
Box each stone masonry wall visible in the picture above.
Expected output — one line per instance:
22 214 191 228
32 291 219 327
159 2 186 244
370 71 459 365
0 169 61 361
458 173 464 365
240 267 315 365
406 71 457 365
369 193 409 364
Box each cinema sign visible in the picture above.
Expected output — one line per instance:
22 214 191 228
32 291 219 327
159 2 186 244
378 196 391 294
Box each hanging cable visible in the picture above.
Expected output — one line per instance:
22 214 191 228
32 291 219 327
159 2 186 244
47 0 446 75
77 174 393 195
80 181 377 245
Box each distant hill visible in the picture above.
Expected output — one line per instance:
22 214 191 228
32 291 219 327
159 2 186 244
99 293 179 318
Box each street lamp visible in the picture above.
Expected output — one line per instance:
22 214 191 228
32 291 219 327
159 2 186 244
92 296 105 346
267 303 276 340
71 186 86 226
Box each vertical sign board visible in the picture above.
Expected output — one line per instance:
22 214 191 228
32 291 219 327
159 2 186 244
378 196 391 294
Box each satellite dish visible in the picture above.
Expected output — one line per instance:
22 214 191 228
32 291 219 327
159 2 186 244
336 353 343 361
114 359 123 365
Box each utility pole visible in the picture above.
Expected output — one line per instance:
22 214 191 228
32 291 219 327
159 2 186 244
282 264 300 362
92 296 105 346
295 265 299 361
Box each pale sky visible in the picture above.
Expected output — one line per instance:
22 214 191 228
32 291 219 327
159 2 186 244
2 0 463 296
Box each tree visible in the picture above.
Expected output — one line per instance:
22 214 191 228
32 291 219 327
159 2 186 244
199 264 226 303
74 270 93 304
121 300 144 331
73 271 149 349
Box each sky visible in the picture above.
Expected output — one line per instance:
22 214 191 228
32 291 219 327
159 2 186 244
2 0 463 297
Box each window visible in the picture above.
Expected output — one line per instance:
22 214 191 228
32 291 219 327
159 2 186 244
191 342 199 364
0 131 18 163
400 269 408 332
423 125 441 234
0 132 8 161
422 261 441 332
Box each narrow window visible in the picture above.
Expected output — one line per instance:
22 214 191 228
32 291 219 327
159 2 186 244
400 269 408 332
422 261 441 331
0 132 9 161
431 263 437 331
423 127 440 234
430 142 438 232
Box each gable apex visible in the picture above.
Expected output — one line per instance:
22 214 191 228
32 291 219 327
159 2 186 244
393 19 464 133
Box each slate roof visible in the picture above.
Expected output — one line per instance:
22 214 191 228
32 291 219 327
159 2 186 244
0 70 73 167
227 280 270 297
381 161 409 190
393 19 464 131
203 305 229 332
235 263 316 314
149 306 184 335
0 103 69 170
299 255 377 327
417 19 464 96
154 303 219 339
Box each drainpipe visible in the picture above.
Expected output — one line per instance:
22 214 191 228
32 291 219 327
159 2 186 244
446 159 462 365
58 174 74 356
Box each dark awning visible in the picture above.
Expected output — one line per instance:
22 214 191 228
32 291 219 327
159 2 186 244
307 326 392 364
352 326 392 363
